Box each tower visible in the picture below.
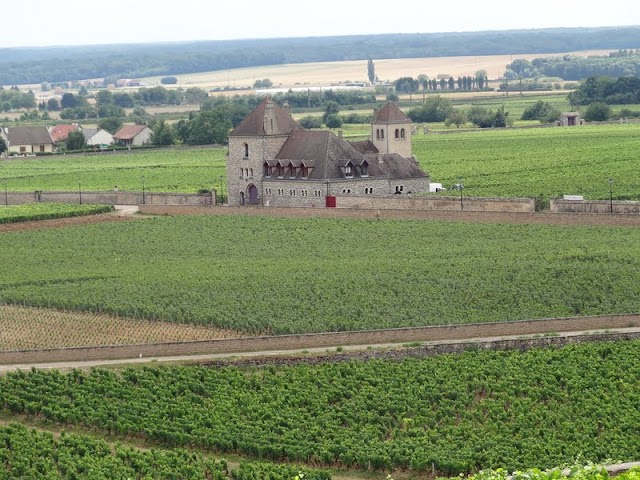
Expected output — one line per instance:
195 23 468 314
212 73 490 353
371 102 413 158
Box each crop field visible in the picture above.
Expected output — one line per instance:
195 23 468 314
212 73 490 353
2 340 640 474
0 203 113 224
0 147 226 193
0 216 638 335
417 123 640 200
0 304 243 350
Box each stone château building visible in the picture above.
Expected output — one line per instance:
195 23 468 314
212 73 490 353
226 97 429 207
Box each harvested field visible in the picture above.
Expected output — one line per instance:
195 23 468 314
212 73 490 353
0 304 245 351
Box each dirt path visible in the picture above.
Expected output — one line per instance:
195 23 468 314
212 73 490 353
0 210 140 233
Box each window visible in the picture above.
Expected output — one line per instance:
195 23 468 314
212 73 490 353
381 129 384 139
245 168 249 178
20 147 26 153
401 128 405 139
249 168 253 177
243 143 249 158
264 163 272 177
361 162 368 177
240 168 243 178
370 187 373 194
270 119 274 132
277 165 285 177
301 165 309 177
289 165 296 178
40 145 45 152
345 164 352 177
395 129 400 139
376 129 380 140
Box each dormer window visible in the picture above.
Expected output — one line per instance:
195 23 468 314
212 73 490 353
345 164 353 177
301 165 309 178
361 162 368 177
289 164 296 178
264 162 272 177
243 143 249 158
277 164 285 178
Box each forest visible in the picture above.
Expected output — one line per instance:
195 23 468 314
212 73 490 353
1 26 640 85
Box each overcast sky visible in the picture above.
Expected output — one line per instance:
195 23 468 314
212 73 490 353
3 0 639 48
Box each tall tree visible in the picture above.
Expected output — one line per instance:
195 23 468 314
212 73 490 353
65 131 86 150
367 58 376 84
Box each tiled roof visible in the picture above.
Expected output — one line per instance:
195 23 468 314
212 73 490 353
113 124 148 140
373 102 411 124
6 127 54 145
230 97 303 136
49 124 79 142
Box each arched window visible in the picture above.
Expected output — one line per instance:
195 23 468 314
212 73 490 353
245 168 249 178
270 119 274 132
376 129 380 140
249 168 253 177
401 128 405 138
381 129 384 139
240 168 243 178
243 143 249 158
395 129 400 139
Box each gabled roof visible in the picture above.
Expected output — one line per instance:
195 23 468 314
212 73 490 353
6 127 54 145
81 128 99 140
113 124 149 140
230 97 303 137
373 102 411 124
49 124 80 142
365 153 427 179
350 139 379 154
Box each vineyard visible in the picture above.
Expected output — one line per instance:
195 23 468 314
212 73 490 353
416 123 640 200
0 215 638 335
1 340 640 474
0 423 329 480
0 304 244 351
0 124 639 200
0 203 113 224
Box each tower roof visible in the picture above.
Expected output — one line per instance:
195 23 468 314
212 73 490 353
373 102 412 124
230 97 303 136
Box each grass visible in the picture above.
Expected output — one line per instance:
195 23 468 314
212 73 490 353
0 203 113 223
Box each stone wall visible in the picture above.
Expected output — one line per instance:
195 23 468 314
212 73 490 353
1 190 214 206
551 199 640 215
337 194 536 213
0 313 636 364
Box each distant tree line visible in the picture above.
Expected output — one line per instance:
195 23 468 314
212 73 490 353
506 49 640 81
0 86 36 111
568 75 640 105
2 27 640 85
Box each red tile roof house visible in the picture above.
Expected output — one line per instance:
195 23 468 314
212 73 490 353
2 126 55 155
112 125 153 147
49 124 80 144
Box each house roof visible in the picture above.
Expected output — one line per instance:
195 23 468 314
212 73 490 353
272 130 425 181
6 127 54 145
373 102 411 124
49 124 79 142
113 124 149 140
81 128 98 140
230 97 303 137
350 139 379 154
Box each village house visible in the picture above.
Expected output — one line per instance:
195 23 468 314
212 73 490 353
49 123 81 144
112 124 153 147
82 127 114 147
226 97 429 207
1 126 55 155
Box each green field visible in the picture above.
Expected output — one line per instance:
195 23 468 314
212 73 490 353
2 123 639 201
0 147 226 193
0 216 638 334
3 340 640 474
417 123 640 200
0 203 113 224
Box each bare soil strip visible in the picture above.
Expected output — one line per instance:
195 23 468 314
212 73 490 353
0 212 138 233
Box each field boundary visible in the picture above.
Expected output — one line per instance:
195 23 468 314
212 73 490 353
0 313 637 365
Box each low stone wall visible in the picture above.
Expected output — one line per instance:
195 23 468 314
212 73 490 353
337 194 536 213
0 313 636 364
551 199 640 215
1 191 215 207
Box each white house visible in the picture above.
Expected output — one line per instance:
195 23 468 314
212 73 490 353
82 128 114 146
112 124 153 147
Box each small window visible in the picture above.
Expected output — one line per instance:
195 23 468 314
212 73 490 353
381 130 384 139
264 163 272 177
240 168 243 178
289 165 296 178
270 119 274 132
401 128 405 139
20 147 26 153
370 187 373 194
376 129 380 140
301 166 309 177
361 163 368 177
243 143 249 158
249 168 253 177
277 165 285 177
245 168 249 178
395 129 399 139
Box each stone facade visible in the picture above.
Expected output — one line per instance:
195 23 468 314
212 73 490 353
227 98 429 207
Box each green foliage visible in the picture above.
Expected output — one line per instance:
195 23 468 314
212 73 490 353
160 76 178 84
444 110 467 128
298 115 323 129
98 117 123 134
0 88 36 111
0 216 638 333
324 113 343 129
568 75 640 105
407 96 453 122
0 203 113 224
65 130 87 150
468 105 511 128
253 78 273 89
4 341 640 473
233 462 330 480
150 119 176 146
395 76 419 93
584 102 612 121
0 135 6 154
521 100 561 122
186 109 232 145
367 58 375 83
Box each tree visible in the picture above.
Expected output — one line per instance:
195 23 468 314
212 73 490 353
61 93 78 109
150 120 176 146
298 116 323 129
96 90 113 106
183 87 209 105
324 113 343 129
186 109 232 145
584 101 611 121
253 79 273 89
322 101 340 123
521 100 560 122
113 93 134 108
0 136 6 154
407 96 453 122
367 59 376 84
395 77 418 101
444 110 467 128
47 98 60 111
65 130 86 150
98 117 123 134
160 76 178 85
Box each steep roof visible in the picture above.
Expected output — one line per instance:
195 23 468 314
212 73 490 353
6 127 54 145
350 139 379 154
81 128 98 140
230 97 303 137
113 124 149 140
373 102 411 124
273 130 425 180
49 124 79 142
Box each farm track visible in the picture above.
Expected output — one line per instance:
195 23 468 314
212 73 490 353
0 211 139 233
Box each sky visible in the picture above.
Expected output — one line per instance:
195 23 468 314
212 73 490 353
2 0 640 48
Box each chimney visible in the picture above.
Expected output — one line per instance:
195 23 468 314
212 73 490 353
283 100 290 113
